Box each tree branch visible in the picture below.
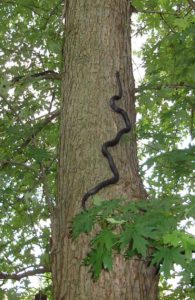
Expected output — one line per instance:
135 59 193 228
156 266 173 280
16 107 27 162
187 0 195 10
130 4 180 16
139 10 179 16
160 13 176 33
4 1 48 19
0 110 59 170
48 0 64 18
20 110 60 149
0 266 51 281
0 160 35 171
0 94 24 124
135 83 195 92
12 70 62 84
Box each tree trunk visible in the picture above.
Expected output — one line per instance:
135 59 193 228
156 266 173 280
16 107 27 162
51 0 159 299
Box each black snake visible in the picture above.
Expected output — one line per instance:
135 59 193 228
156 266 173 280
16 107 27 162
82 71 131 210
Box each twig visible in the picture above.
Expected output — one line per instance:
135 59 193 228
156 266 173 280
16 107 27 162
3 1 48 19
160 13 176 33
49 90 56 114
0 94 23 124
48 0 64 18
0 110 59 170
135 83 195 92
20 110 59 149
139 10 179 16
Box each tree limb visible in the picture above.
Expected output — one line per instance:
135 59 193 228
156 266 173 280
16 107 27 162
187 0 195 10
0 94 24 124
48 0 64 19
0 160 35 171
20 110 60 149
139 10 179 16
159 13 176 33
130 4 180 16
12 70 62 84
0 266 51 281
0 110 59 170
4 1 48 19
135 83 195 92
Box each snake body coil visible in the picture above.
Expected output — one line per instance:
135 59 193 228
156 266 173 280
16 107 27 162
82 71 131 210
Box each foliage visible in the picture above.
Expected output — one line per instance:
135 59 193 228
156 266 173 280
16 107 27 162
0 0 63 298
72 196 195 283
132 0 195 298
0 0 194 299
158 274 195 300
132 0 195 197
0 285 53 300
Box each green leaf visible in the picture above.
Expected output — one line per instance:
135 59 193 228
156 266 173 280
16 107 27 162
92 229 116 251
106 217 125 225
173 18 189 30
72 212 94 238
132 235 149 257
84 229 116 279
103 252 113 271
92 195 105 206
119 223 150 256
119 224 133 252
152 247 185 278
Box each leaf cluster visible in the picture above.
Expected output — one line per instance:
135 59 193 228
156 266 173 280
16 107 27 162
131 0 195 199
0 0 63 295
72 196 195 282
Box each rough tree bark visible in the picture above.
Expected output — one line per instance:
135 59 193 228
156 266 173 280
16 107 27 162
51 1 159 299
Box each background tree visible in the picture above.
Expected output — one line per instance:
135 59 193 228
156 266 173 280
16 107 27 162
0 0 194 299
